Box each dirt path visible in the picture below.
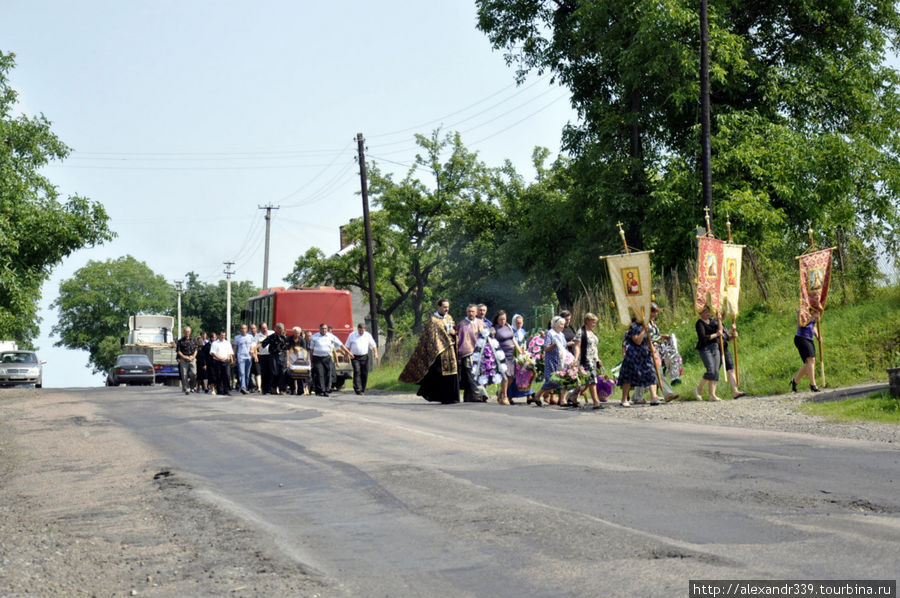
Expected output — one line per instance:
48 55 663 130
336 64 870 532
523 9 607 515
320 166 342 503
0 389 326 598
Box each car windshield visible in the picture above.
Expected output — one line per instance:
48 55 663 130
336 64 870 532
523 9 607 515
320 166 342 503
1 352 37 364
117 355 151 366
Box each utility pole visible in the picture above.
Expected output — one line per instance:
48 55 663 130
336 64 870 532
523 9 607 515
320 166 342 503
258 204 279 290
174 280 183 336
700 0 713 223
224 262 234 341
357 133 379 346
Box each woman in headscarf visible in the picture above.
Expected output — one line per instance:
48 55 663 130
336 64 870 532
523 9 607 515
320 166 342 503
506 314 535 404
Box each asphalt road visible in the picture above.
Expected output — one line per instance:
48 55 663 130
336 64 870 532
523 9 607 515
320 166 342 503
85 386 899 597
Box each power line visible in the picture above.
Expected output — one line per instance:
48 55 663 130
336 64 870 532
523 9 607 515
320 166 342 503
275 138 355 203
367 74 551 140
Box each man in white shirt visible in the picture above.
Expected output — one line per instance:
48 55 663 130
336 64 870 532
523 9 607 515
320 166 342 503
346 323 378 395
310 323 351 397
210 330 235 396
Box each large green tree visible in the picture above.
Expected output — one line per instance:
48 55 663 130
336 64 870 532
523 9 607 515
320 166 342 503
0 51 114 343
287 215 414 348
52 256 173 373
477 1 900 287
287 130 500 336
181 272 258 336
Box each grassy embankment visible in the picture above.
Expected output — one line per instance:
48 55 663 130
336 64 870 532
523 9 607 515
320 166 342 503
369 285 900 411
801 390 900 423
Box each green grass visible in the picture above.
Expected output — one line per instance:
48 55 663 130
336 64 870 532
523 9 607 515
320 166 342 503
366 365 418 393
370 286 900 399
800 391 900 424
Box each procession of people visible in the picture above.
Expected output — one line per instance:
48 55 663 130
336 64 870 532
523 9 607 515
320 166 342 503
174 319 369 398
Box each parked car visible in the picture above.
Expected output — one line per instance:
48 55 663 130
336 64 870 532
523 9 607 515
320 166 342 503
0 350 43 388
107 354 155 386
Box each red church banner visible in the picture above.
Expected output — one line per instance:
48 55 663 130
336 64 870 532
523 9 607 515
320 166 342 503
799 248 833 313
695 236 724 313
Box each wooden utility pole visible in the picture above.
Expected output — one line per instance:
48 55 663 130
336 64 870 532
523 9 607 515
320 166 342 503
258 204 279 290
700 0 713 222
357 133 379 346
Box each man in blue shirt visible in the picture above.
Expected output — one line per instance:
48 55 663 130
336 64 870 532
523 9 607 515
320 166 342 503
232 323 255 395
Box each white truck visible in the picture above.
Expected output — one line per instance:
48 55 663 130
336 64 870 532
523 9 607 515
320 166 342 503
121 315 179 384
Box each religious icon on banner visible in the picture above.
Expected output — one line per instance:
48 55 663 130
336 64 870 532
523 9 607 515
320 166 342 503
605 250 653 326
623 268 641 295
808 267 824 292
725 259 738 289
696 236 725 313
705 252 718 277
798 248 833 313
720 243 744 317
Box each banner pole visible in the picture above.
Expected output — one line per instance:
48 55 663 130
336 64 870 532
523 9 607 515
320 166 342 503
716 309 727 379
642 309 665 398
732 315 740 387
816 319 825 388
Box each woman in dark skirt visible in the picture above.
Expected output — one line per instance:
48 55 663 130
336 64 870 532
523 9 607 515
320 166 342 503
618 318 660 407
791 305 822 392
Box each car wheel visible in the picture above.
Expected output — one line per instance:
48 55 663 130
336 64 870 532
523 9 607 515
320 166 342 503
35 382 42 389
332 376 346 390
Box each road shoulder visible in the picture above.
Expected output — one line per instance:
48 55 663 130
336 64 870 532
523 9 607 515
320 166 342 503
0 389 326 597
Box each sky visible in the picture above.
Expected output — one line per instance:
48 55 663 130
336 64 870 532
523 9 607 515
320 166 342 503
1 1 578 386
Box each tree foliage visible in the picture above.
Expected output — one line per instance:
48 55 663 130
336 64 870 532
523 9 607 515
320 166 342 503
181 272 258 336
287 130 509 343
0 51 114 343
51 256 173 373
477 0 900 291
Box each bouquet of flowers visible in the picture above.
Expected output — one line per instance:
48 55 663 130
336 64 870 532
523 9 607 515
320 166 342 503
550 365 591 389
513 349 536 390
526 334 545 381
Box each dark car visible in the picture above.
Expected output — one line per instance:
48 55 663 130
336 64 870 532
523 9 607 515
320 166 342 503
107 354 155 386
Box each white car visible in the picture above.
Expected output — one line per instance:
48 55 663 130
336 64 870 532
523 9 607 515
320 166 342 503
0 351 44 388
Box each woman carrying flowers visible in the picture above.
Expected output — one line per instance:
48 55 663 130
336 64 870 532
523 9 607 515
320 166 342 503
535 316 570 406
572 312 604 409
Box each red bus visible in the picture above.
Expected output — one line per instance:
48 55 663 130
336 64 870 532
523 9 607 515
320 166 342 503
244 286 354 343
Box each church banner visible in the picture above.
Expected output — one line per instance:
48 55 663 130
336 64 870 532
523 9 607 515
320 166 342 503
695 236 724 313
799 248 833 313
606 250 653 326
720 243 744 317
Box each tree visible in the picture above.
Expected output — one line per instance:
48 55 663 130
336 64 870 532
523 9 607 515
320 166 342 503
287 129 498 336
477 1 900 281
287 216 414 349
371 130 495 332
0 51 114 344
181 272 258 336
51 256 173 373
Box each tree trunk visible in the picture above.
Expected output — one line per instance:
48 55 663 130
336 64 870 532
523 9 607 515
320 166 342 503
744 247 768 302
835 227 848 305
627 86 646 248
411 263 425 336
382 311 396 352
